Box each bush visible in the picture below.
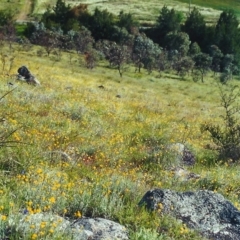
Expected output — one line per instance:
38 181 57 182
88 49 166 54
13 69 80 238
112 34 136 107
201 84 240 162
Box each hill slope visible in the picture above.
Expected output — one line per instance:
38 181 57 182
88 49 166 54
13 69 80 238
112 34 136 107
32 0 240 24
0 43 240 238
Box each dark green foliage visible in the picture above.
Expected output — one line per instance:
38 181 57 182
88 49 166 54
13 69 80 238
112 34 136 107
202 85 240 162
87 8 116 41
154 5 183 46
111 26 134 45
174 56 195 78
220 54 236 83
117 11 139 33
209 45 223 74
215 10 239 55
193 53 212 82
0 9 13 26
156 6 183 34
41 0 78 33
21 2 240 78
132 34 161 73
53 0 71 28
183 7 206 49
189 42 201 56
164 32 191 57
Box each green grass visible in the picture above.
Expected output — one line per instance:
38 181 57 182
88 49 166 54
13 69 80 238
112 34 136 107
31 0 238 25
0 42 239 239
0 0 23 13
180 0 240 11
3 0 239 25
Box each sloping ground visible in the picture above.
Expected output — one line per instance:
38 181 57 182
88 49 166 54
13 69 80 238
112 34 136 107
0 0 33 23
33 0 222 24
16 0 33 23
0 43 240 239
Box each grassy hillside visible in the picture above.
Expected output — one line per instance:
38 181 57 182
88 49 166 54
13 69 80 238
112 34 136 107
0 42 240 239
32 0 240 24
0 0 24 12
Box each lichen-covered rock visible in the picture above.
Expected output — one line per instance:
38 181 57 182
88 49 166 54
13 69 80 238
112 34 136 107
6 214 128 240
166 143 195 166
170 167 200 181
139 189 240 240
72 217 129 240
17 66 40 86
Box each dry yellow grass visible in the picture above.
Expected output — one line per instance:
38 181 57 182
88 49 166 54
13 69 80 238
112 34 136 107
0 43 239 239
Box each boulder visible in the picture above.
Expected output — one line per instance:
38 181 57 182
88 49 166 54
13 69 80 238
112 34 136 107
139 188 240 240
6 213 128 240
166 143 195 166
169 166 200 181
8 213 72 237
72 217 129 240
17 66 40 86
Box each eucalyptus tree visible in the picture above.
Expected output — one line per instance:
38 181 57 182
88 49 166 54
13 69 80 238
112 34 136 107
71 27 94 54
193 53 212 82
132 34 161 73
209 45 223 75
220 54 238 83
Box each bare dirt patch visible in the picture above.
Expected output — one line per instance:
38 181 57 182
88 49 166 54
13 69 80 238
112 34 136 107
16 0 33 22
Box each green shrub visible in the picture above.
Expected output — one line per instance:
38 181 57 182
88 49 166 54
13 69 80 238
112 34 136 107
201 84 240 162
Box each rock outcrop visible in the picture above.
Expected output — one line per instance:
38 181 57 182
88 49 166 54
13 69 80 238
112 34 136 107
166 143 196 166
72 217 129 240
169 166 200 181
6 213 129 240
139 188 240 240
17 66 40 86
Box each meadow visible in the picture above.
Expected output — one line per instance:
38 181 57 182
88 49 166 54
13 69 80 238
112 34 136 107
32 0 240 24
0 40 240 239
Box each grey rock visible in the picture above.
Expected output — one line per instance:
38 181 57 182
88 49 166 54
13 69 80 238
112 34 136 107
44 150 72 162
16 66 40 86
166 143 195 166
72 217 129 240
170 167 200 181
139 189 240 240
8 213 72 236
7 214 128 240
27 75 40 86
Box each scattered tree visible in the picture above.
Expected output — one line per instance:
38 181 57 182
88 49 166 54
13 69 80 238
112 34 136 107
0 9 13 26
215 10 239 55
132 34 161 73
193 52 212 82
87 8 115 41
72 28 94 54
183 7 206 49
117 11 139 33
84 49 99 69
155 5 183 46
31 30 60 56
189 42 201 56
202 85 240 162
209 45 223 75
165 31 191 57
